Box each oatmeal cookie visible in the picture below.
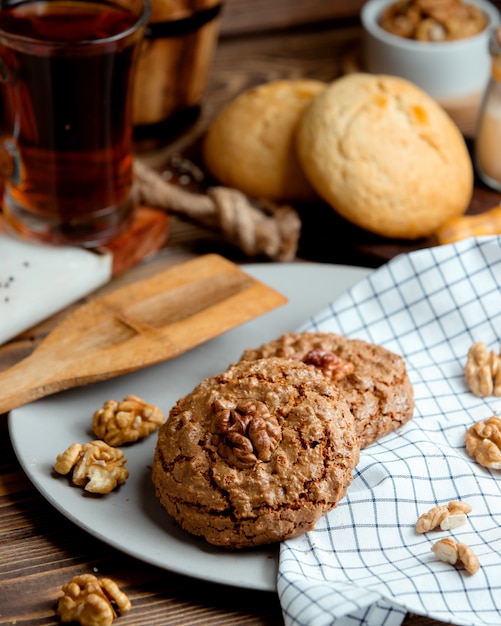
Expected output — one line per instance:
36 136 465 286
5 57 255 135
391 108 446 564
152 357 359 548
239 332 414 448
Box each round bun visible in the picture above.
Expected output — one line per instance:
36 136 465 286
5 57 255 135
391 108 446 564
152 357 359 548
295 73 474 239
202 79 326 203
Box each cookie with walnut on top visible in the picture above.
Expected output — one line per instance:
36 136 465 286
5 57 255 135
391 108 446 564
239 332 415 448
152 357 360 549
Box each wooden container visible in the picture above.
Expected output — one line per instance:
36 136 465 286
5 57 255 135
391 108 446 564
133 0 223 143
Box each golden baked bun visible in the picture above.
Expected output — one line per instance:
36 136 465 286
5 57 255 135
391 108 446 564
203 79 326 203
295 73 474 239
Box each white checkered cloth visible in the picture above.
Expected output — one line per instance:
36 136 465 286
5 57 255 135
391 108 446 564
278 237 501 626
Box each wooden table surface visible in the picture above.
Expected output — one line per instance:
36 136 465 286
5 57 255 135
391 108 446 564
1 7 501 625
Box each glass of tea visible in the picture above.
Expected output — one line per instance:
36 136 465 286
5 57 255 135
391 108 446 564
0 0 150 246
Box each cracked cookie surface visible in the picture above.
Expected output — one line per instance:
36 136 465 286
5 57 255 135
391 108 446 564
152 357 359 548
239 332 414 448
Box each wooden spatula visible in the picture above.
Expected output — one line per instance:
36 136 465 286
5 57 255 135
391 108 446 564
0 254 287 414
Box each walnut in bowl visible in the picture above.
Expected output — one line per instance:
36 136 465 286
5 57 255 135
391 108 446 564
361 0 500 100
379 0 488 42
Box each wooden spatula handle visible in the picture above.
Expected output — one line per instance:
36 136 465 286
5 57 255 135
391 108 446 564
0 354 68 414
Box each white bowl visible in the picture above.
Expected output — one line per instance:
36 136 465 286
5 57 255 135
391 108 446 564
361 0 500 100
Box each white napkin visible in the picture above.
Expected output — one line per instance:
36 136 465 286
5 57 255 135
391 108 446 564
0 232 112 345
278 236 501 626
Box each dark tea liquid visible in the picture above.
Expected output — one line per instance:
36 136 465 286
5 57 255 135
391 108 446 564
0 0 143 245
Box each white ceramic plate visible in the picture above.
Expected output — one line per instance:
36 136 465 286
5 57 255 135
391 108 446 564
8 262 371 592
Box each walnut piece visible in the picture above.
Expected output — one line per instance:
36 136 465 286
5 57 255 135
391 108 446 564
54 440 129 494
92 395 165 446
415 17 447 41
415 500 472 533
465 416 501 469
464 342 501 397
212 400 281 468
57 574 131 626
432 538 480 575
302 349 354 381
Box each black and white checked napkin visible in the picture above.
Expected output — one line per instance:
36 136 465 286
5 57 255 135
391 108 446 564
278 236 501 626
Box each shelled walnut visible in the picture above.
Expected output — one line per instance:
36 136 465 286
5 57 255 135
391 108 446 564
431 538 480 574
211 400 281 469
415 500 472 533
92 395 165 446
464 342 501 397
465 416 501 469
57 574 131 626
303 349 354 381
54 440 129 494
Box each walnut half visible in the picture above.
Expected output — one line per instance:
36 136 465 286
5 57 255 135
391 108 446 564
302 349 354 381
415 501 472 533
57 574 131 626
92 395 165 446
212 400 281 469
465 416 501 470
464 342 501 397
431 538 480 575
54 440 129 494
